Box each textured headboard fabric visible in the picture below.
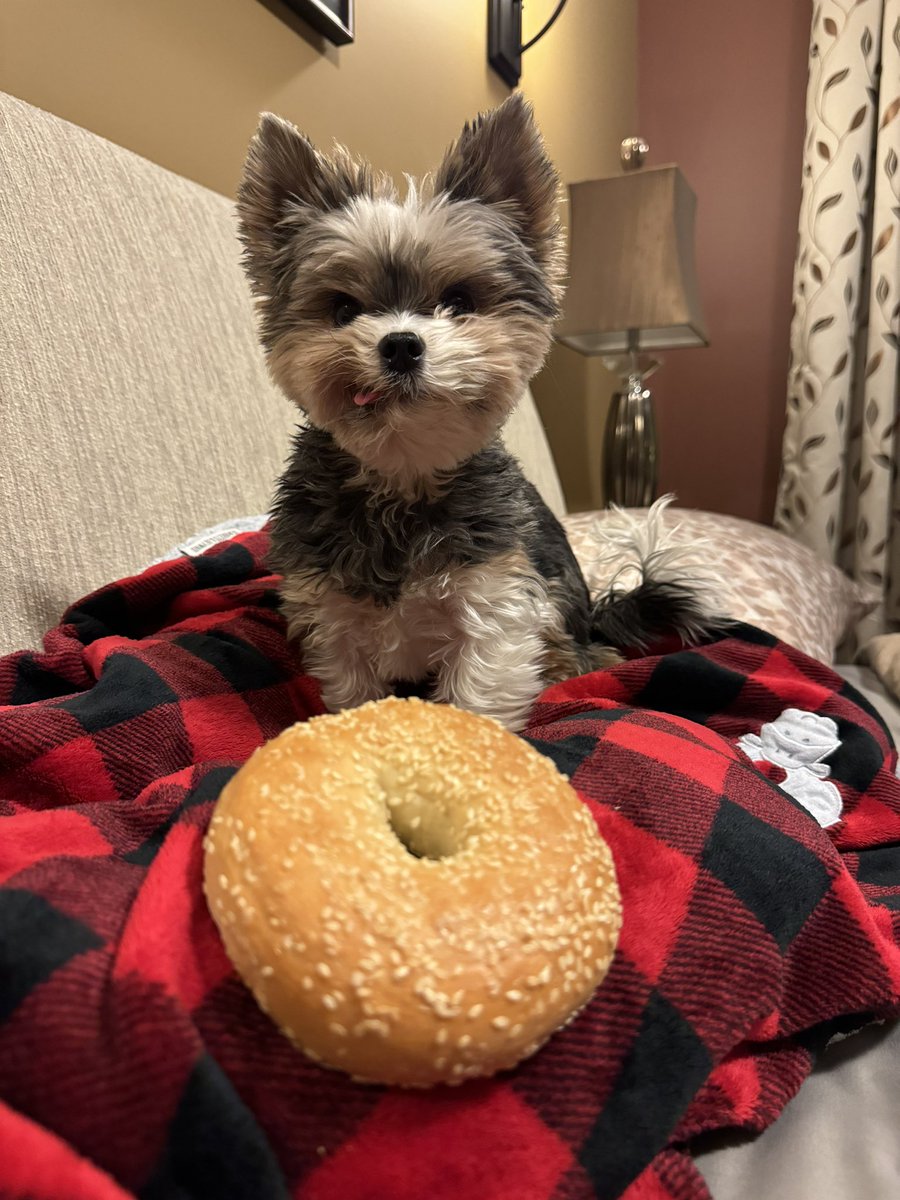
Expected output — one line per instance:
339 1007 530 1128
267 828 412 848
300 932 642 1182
0 92 565 654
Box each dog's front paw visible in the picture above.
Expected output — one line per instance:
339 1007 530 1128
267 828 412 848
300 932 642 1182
318 677 394 714
588 644 624 672
433 675 540 733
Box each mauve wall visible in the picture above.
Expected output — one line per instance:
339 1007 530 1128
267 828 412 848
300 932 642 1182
638 0 810 523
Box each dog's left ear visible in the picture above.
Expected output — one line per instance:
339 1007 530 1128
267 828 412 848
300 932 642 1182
433 93 560 263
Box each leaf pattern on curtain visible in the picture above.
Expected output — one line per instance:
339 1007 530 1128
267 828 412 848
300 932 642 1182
776 0 900 657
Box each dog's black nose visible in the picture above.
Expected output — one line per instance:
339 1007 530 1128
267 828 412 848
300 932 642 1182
378 332 425 375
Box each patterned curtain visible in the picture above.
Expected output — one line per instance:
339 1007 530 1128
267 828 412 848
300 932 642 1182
776 0 900 656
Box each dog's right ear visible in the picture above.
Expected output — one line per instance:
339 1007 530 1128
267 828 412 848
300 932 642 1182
237 114 370 291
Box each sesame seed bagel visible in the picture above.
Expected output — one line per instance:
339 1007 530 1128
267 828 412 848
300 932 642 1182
203 697 621 1088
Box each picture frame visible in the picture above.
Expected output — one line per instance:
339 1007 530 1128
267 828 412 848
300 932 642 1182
282 0 354 45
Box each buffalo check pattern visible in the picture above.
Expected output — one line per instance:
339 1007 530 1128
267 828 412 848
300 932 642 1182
1 532 900 1200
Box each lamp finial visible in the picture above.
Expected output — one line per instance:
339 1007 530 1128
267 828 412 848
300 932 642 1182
620 137 649 171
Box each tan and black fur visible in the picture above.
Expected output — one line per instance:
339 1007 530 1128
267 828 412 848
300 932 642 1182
238 95 713 730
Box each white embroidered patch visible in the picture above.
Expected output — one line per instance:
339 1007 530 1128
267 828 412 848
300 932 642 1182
738 707 844 828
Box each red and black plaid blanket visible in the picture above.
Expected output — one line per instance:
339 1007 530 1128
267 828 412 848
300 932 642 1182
2 532 900 1200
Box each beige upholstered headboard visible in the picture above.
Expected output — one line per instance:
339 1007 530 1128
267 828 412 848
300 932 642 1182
0 92 566 654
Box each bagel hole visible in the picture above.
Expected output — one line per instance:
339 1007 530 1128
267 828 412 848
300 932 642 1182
386 798 460 861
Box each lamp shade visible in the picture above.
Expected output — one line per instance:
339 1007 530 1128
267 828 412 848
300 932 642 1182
557 165 708 355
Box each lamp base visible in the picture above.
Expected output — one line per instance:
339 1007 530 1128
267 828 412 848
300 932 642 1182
602 374 658 508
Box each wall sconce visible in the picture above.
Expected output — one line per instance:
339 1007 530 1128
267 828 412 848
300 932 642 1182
488 0 569 87
556 142 708 507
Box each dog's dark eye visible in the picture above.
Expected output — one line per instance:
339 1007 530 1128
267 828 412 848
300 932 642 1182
333 295 363 327
440 287 476 317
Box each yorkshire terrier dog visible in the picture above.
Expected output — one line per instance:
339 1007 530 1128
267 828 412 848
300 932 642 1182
238 94 712 731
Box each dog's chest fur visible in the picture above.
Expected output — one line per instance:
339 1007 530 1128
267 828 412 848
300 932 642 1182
268 427 596 713
269 426 573 602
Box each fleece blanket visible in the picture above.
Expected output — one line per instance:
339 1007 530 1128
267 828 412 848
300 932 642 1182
2 532 900 1200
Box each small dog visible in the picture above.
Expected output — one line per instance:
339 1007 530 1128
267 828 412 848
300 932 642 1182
238 95 712 730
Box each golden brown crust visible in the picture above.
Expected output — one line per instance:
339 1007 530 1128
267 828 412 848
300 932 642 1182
203 697 621 1087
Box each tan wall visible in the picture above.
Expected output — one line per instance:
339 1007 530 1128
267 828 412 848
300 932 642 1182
522 1 638 512
0 0 636 511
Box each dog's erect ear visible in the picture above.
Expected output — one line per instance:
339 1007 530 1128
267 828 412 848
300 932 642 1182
433 93 561 262
238 113 372 289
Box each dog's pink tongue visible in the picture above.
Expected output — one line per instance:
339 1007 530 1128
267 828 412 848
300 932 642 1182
353 391 379 407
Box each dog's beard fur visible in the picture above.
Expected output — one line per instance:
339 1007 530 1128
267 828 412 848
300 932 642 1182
238 94 564 492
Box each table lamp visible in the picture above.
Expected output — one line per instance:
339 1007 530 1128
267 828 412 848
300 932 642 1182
556 139 708 507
